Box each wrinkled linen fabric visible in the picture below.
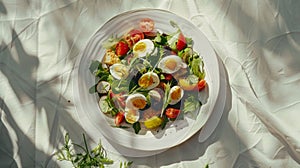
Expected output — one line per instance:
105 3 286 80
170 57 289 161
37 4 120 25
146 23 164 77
1 0 300 167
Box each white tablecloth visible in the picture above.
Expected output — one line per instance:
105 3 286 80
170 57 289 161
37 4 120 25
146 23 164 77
1 0 300 167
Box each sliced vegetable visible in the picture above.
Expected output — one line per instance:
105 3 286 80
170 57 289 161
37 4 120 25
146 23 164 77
115 112 125 126
176 33 186 51
99 96 110 113
144 116 163 129
124 29 144 48
139 18 155 33
96 81 110 94
165 108 180 119
115 41 129 56
197 79 206 91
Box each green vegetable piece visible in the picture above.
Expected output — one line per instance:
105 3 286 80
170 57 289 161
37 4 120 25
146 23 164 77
89 60 101 73
191 57 205 79
133 122 141 134
89 84 97 94
183 95 201 118
160 115 169 130
154 33 167 45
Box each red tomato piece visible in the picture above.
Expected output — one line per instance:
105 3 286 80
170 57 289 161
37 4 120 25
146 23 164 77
124 29 144 48
165 108 180 119
197 79 206 91
115 112 125 126
115 41 129 56
176 33 187 51
139 18 155 33
164 74 173 81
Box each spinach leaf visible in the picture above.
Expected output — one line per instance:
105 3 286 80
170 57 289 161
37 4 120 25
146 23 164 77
133 122 141 134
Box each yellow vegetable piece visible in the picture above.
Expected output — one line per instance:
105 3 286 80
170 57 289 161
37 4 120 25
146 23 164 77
144 116 163 129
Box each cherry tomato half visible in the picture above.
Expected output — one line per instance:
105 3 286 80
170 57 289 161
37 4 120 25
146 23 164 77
124 29 144 48
176 32 187 51
165 108 180 119
139 18 155 33
115 112 125 126
197 79 206 91
115 41 129 56
164 74 173 81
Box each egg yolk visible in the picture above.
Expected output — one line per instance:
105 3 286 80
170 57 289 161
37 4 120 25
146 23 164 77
165 58 177 71
132 98 147 109
170 87 181 100
138 75 154 88
134 42 146 52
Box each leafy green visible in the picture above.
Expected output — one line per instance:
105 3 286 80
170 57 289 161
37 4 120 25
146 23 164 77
102 34 120 49
190 55 205 79
89 60 101 73
111 79 130 94
105 94 119 116
182 95 201 117
133 122 141 134
185 37 193 47
153 32 167 45
120 161 133 168
178 47 192 63
89 60 112 94
95 67 111 82
167 32 179 51
89 83 97 94
160 115 169 129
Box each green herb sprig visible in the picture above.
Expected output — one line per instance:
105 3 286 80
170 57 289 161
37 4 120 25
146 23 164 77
56 133 133 168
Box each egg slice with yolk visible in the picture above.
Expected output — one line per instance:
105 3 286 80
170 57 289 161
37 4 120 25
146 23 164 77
133 39 154 57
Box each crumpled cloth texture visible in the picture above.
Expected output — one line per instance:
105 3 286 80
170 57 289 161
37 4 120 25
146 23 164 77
0 0 300 167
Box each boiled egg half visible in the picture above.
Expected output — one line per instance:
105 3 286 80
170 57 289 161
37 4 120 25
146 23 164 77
124 108 140 124
168 85 184 105
138 72 160 90
126 93 147 110
109 63 129 80
133 39 154 57
158 55 187 74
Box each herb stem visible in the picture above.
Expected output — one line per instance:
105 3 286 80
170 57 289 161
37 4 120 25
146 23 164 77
82 133 90 159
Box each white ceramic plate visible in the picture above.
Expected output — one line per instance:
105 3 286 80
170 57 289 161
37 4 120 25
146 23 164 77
73 9 220 152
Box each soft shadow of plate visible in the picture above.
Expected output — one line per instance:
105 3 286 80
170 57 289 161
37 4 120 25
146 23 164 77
73 9 221 156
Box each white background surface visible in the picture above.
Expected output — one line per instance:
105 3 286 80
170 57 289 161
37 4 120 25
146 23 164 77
1 0 300 167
